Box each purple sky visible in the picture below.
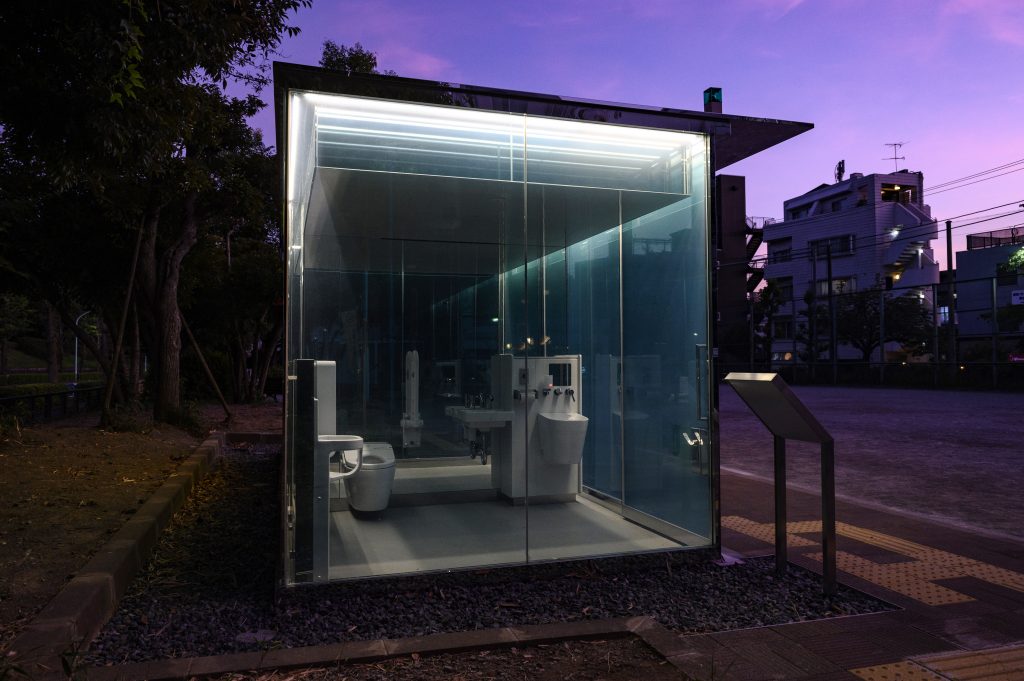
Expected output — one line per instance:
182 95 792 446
252 0 1024 267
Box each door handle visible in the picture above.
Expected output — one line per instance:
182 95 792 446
695 344 709 421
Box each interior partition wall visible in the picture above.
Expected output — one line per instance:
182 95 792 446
282 85 714 584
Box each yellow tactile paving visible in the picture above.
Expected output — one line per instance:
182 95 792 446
721 515 818 548
806 551 973 605
849 660 948 680
722 514 1024 607
915 643 1024 680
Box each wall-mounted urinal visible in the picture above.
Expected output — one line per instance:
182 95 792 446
538 412 589 465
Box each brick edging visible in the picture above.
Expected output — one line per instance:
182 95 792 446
85 613 856 680
6 435 224 677
82 616 668 680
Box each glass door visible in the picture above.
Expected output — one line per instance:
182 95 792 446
619 156 712 545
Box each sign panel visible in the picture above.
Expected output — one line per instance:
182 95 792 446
1011 290 1024 305
723 372 832 443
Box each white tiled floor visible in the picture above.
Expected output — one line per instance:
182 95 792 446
328 492 680 580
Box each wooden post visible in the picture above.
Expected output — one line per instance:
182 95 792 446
180 315 232 422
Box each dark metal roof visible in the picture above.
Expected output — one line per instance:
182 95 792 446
273 61 812 172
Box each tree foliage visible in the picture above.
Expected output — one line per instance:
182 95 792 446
0 1 309 186
320 40 395 75
751 280 783 367
1007 246 1024 271
0 1 309 420
834 286 933 360
794 290 829 362
0 293 32 374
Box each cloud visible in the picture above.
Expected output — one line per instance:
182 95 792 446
379 44 454 80
742 0 807 19
942 0 1024 47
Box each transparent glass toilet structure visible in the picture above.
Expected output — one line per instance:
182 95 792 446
281 77 718 584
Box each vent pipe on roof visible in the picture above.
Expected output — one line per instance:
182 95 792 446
850 172 863 179
704 87 722 113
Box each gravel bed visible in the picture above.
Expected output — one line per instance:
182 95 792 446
87 446 892 664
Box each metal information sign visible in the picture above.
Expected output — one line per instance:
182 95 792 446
724 372 837 596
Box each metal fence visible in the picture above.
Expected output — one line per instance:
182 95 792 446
0 385 104 425
717 273 1024 391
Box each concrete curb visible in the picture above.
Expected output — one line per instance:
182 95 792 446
81 616 675 680
6 435 224 679
223 431 282 446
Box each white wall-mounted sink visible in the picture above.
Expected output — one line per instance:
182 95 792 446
450 407 514 431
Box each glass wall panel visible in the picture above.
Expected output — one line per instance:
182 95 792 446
285 93 529 583
284 91 713 584
522 118 710 561
620 137 712 543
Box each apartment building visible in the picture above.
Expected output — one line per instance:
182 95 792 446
955 227 1024 340
763 170 940 361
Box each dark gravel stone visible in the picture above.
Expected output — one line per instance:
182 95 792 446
86 446 892 664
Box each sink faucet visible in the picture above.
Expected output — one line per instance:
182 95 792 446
565 388 576 402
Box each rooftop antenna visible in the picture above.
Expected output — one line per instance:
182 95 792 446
834 159 845 183
883 142 906 172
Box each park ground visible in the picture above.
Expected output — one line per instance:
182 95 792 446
2 386 1023 677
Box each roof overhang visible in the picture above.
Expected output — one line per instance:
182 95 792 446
273 62 812 173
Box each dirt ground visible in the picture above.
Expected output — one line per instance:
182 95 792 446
0 401 283 650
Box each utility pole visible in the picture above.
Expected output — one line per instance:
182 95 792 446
945 219 956 381
879 291 886 385
810 253 817 380
827 242 837 385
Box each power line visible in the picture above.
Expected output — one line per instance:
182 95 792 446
927 166 1024 196
928 157 1024 190
721 198 1024 271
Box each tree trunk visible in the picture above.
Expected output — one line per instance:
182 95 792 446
135 193 200 421
254 318 284 399
0 339 7 375
46 303 62 383
129 301 142 399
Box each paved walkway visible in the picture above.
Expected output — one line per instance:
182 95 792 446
720 385 1024 541
665 469 1024 679
691 386 1024 679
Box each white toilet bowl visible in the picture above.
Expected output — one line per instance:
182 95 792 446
342 442 396 513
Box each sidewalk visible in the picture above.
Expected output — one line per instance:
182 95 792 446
665 469 1024 680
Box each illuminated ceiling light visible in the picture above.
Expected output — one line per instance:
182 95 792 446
286 93 302 205
894 185 901 190
307 92 693 153
890 228 900 237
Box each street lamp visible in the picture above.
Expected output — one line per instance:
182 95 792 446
74 311 91 383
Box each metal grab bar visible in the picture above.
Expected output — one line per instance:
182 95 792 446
319 434 364 479
337 444 364 478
